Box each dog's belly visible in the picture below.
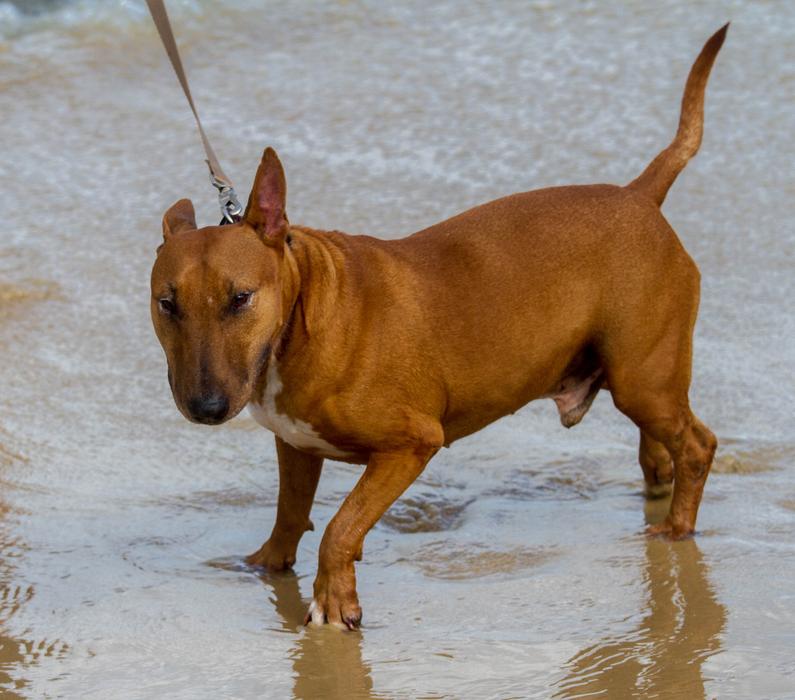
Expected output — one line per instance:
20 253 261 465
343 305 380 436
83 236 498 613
439 343 606 443
248 362 353 459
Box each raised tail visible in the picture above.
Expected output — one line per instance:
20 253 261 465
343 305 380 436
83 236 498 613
627 23 729 206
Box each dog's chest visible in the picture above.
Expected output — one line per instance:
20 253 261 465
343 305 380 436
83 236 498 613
248 361 350 459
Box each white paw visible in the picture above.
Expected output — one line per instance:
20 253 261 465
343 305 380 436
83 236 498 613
307 598 325 626
305 599 351 629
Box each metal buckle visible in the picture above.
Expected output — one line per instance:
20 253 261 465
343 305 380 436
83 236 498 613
210 173 243 224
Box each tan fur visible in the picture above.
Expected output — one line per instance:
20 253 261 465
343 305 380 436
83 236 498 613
150 27 728 628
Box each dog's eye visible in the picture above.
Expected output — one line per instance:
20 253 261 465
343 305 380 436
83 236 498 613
158 298 177 316
230 291 253 312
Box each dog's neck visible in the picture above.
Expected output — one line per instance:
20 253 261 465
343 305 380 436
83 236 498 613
258 225 354 386
286 226 353 341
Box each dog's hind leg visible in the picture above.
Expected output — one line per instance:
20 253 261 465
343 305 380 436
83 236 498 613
639 431 674 499
607 335 716 538
644 410 716 538
601 274 716 538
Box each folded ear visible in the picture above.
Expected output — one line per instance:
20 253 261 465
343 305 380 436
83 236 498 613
244 147 288 245
162 199 196 239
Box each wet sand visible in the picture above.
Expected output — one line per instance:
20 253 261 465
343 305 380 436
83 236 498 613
1 1 794 697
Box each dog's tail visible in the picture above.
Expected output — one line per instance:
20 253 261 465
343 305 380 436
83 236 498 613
627 23 729 206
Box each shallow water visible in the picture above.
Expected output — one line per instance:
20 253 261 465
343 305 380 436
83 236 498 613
1 0 794 697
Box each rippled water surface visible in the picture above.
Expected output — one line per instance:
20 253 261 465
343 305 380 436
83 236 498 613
1 1 793 697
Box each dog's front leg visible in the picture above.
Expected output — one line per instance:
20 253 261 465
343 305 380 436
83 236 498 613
246 437 323 571
306 439 440 629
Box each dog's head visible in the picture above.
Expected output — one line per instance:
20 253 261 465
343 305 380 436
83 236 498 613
150 148 293 424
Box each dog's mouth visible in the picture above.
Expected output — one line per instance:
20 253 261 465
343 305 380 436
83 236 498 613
188 413 229 426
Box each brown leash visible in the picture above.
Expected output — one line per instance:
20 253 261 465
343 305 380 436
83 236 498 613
145 0 242 224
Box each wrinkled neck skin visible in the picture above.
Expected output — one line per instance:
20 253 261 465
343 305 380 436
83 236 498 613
252 225 350 404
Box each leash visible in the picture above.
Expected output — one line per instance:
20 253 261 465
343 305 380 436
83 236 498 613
145 0 243 225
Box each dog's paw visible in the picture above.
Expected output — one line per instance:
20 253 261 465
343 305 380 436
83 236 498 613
646 518 694 541
304 598 362 630
304 569 361 630
245 539 296 571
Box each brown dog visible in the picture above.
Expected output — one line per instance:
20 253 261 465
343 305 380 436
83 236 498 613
151 26 727 628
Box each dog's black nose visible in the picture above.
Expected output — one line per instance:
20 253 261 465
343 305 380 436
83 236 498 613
188 393 229 424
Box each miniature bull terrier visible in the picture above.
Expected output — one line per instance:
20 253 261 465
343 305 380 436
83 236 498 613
151 26 727 628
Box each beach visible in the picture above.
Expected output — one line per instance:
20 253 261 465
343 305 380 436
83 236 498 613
0 1 793 697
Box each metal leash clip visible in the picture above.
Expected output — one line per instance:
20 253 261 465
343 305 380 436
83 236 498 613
147 0 244 227
210 171 243 225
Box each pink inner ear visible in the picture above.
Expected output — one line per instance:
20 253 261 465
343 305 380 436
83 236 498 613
258 170 285 238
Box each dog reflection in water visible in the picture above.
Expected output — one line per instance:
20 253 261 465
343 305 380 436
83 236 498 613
555 499 726 699
263 570 376 699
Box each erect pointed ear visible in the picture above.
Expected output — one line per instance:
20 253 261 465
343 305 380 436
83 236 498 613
244 147 289 245
162 199 196 239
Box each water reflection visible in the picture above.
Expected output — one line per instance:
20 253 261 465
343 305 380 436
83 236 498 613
555 498 726 699
0 496 29 698
0 479 68 696
259 570 379 700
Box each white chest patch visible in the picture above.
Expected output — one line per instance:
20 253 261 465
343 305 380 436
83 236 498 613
248 361 351 459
